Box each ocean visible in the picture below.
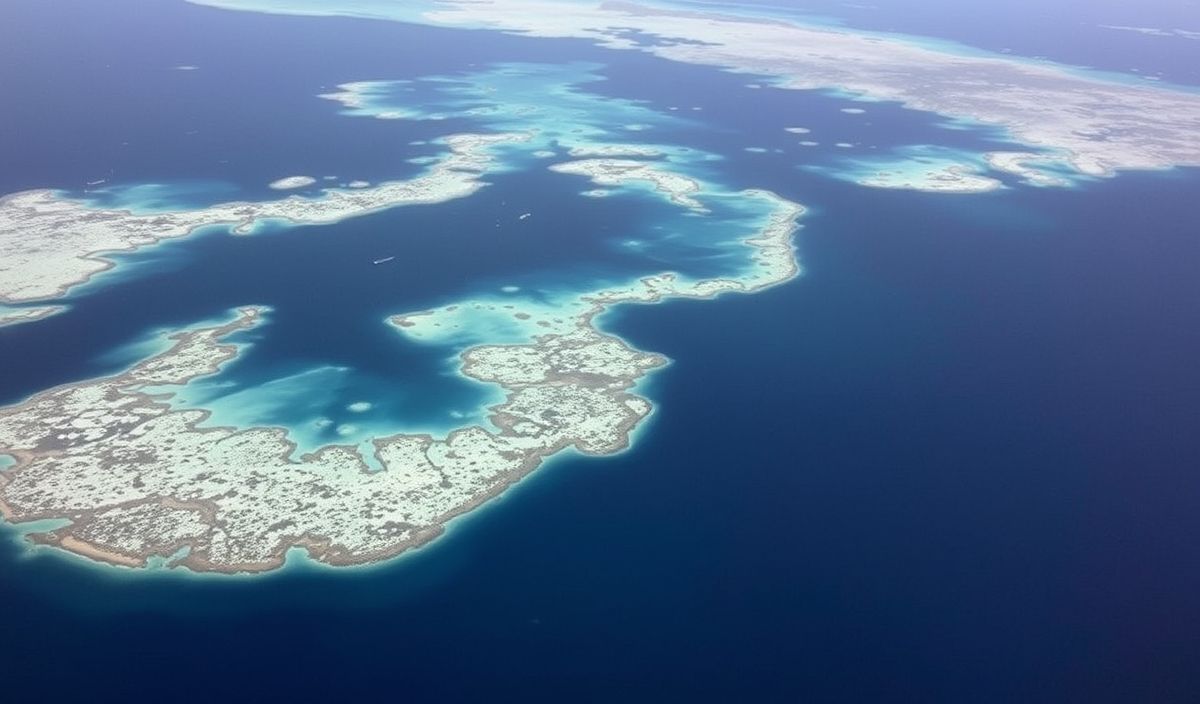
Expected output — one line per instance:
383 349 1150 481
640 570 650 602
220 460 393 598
1 1 1198 701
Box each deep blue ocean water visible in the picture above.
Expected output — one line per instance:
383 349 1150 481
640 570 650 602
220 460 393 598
1 1 1199 702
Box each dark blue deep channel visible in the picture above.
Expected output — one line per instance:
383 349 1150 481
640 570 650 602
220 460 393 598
1 2 1199 702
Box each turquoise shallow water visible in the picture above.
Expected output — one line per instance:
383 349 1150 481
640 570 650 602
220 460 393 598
1 1 1199 701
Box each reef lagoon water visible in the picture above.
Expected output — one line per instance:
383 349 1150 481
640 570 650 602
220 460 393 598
2 0 1200 701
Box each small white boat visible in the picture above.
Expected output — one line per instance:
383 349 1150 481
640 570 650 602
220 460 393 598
373 256 395 265
519 212 532 220
86 179 107 186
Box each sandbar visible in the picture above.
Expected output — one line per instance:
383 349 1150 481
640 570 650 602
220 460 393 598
268 175 317 190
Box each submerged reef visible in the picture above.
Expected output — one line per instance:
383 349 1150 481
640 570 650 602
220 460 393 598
810 146 1007 194
0 132 525 304
0 58 807 572
14 0 1196 572
192 0 1200 182
0 191 803 573
0 62 708 307
0 307 661 571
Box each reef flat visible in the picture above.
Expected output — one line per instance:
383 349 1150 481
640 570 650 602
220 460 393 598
983 152 1075 188
0 132 526 304
811 146 1006 193
0 305 67 329
0 191 803 573
549 158 706 211
0 56 815 572
192 0 1200 183
856 164 1001 193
